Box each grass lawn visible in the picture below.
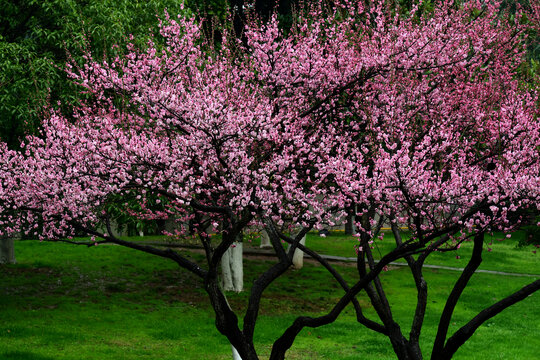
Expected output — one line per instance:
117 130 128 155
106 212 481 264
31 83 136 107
299 230 539 275
0 236 538 359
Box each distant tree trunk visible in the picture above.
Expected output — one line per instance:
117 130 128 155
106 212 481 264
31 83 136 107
260 230 272 249
289 234 306 269
221 235 244 292
105 219 127 238
345 205 356 235
0 235 16 264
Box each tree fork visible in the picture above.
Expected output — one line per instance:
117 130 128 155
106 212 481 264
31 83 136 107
392 223 427 358
431 233 484 359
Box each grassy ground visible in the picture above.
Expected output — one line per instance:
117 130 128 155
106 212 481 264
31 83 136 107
0 236 538 359
302 230 539 275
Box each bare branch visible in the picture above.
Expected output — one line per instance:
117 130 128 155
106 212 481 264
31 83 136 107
71 222 208 278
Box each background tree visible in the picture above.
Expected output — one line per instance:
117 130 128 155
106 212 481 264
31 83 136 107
0 1 538 359
0 0 194 148
0 0 298 151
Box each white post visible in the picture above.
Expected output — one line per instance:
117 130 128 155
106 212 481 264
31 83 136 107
221 241 243 292
260 230 272 249
230 241 243 292
290 234 306 270
221 247 234 291
345 205 356 235
232 344 242 360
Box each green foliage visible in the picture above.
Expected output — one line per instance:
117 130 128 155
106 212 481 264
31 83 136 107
0 0 208 233
186 0 228 21
520 226 540 248
0 0 192 148
103 192 169 236
518 212 540 248
1 0 537 148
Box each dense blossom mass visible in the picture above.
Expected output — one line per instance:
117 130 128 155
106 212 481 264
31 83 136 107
0 1 538 359
1 1 538 240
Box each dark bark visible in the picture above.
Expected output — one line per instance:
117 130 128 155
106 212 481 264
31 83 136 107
206 276 259 360
243 222 293 342
203 216 259 359
58 203 533 360
407 264 427 359
358 250 396 331
392 224 427 360
358 234 411 359
77 218 262 357
436 278 540 360
345 205 356 235
431 233 484 359
354 210 411 358
269 241 423 360
74 222 208 278
279 228 387 334
244 219 385 356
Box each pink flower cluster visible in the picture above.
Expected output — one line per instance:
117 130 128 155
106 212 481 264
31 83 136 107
0 0 538 244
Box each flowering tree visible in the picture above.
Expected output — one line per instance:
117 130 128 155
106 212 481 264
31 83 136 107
1 1 539 359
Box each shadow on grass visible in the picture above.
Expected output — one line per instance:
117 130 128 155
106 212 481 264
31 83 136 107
0 351 55 360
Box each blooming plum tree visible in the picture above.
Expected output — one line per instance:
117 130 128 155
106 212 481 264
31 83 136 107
0 1 539 359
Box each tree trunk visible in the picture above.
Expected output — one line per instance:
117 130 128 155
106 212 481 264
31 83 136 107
290 235 306 270
221 241 244 292
260 230 272 249
105 220 127 237
345 206 356 235
0 235 16 264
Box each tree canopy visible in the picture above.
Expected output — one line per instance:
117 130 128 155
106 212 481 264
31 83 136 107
0 1 539 359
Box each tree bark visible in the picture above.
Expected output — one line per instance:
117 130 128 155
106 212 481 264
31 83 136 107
435 278 540 360
345 206 356 235
0 235 16 264
431 233 484 359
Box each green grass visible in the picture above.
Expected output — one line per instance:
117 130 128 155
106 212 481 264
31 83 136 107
300 230 539 275
0 238 538 359
123 230 539 275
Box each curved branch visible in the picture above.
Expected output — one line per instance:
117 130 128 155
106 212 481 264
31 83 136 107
392 223 426 353
269 242 422 360
72 222 208 278
438 278 540 360
280 231 387 335
431 232 484 359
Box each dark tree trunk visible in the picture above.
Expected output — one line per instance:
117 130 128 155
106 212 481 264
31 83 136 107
431 234 484 359
345 205 355 235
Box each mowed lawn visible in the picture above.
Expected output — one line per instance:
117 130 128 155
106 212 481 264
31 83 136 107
1 233 538 359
